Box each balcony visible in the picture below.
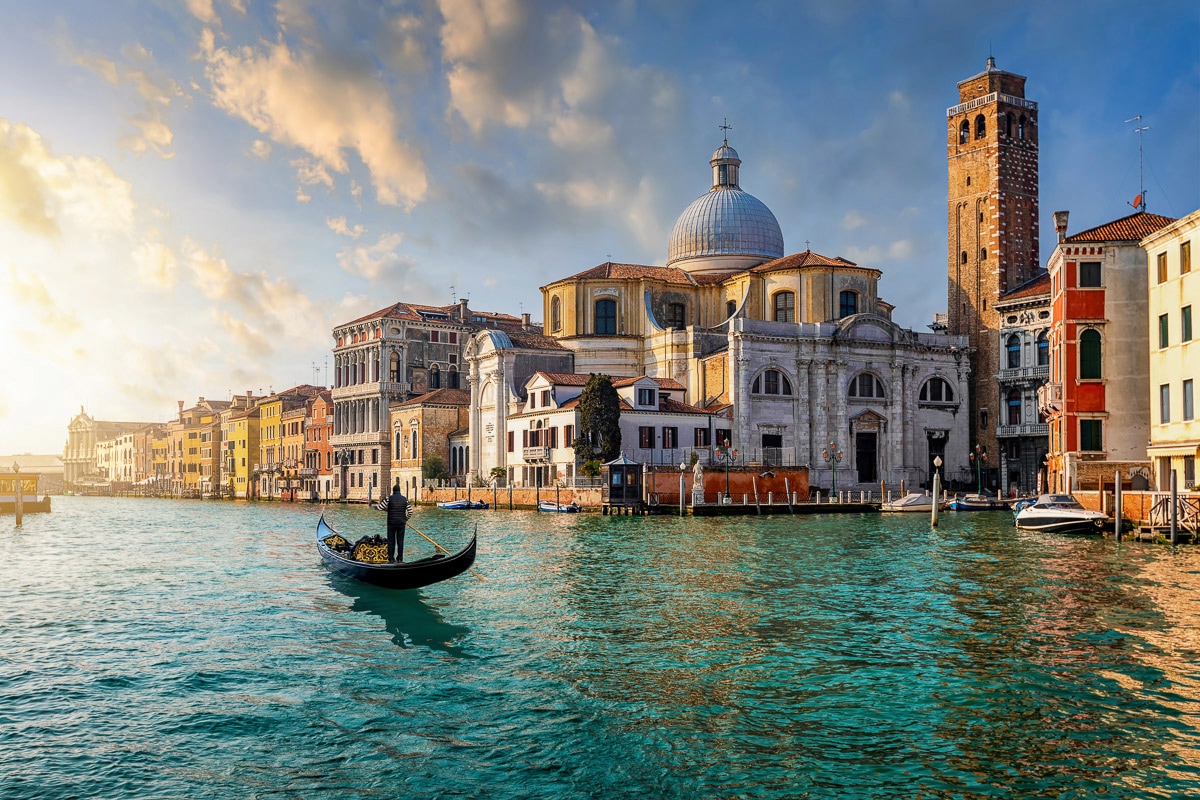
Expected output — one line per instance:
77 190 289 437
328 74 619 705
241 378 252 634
297 468 317 478
331 431 388 447
995 422 1049 438
331 380 411 401
522 446 551 462
1037 382 1063 415
997 364 1049 383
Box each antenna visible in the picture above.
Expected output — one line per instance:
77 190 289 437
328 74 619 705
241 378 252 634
1125 115 1149 212
450 284 457 304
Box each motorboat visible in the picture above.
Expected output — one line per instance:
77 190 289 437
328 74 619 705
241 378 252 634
436 499 489 510
1013 494 1108 535
881 492 935 512
538 500 581 513
947 493 1008 511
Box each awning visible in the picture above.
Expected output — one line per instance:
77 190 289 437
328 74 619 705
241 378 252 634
1146 443 1200 457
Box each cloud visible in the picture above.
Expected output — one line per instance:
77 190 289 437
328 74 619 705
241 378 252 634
249 139 272 159
0 119 135 239
132 241 177 288
291 156 334 188
203 35 427 208
336 231 407 280
72 44 181 158
843 210 867 230
186 0 220 26
843 239 916 264
5 264 82 333
326 216 365 239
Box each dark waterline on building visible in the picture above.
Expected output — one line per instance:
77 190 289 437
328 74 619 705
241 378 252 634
3 498 1199 798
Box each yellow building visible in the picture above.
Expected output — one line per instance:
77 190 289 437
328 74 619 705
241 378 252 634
255 385 323 500
1144 208 1200 490
219 391 262 499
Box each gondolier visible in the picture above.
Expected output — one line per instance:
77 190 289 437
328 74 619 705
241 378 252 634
376 481 412 562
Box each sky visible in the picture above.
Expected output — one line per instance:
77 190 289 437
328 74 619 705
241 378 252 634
1 0 1197 454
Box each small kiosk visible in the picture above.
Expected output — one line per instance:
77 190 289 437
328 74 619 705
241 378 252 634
601 453 644 516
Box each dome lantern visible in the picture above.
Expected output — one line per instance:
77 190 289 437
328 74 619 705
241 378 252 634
711 139 740 190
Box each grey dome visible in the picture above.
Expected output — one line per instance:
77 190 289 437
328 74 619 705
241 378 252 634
711 142 740 162
667 187 784 266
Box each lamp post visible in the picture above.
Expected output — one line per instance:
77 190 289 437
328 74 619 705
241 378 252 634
679 461 687 517
822 441 844 497
720 447 739 504
968 444 988 494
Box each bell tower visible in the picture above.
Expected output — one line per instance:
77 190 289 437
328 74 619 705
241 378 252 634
947 56 1039 465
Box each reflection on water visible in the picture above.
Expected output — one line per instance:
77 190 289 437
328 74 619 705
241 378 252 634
325 573 473 656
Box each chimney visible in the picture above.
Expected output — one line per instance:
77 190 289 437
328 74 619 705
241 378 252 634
521 313 531 330
459 298 469 323
177 400 184 422
1053 210 1069 243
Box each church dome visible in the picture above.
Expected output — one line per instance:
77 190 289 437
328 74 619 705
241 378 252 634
667 138 784 269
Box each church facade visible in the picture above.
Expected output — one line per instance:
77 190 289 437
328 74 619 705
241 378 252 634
530 138 972 491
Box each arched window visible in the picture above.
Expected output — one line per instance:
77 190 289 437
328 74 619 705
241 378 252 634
550 296 561 332
1036 331 1049 366
959 120 969 144
773 291 795 323
410 429 418 458
975 114 986 139
1079 329 1102 379
1006 335 1021 369
1007 389 1022 425
839 290 858 318
665 302 686 329
390 353 401 382
961 251 968 265
751 369 793 396
595 299 616 335
726 300 736 318
1005 112 1014 137
980 248 987 260
1018 115 1026 140
395 431 402 454
449 367 459 389
849 373 886 399
919 377 955 402
430 365 440 389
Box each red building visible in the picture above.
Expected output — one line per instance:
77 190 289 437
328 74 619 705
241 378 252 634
305 390 334 500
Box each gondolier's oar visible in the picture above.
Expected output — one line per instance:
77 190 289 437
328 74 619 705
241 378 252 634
408 523 487 582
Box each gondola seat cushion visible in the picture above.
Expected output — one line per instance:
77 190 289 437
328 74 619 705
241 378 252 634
351 535 389 563
322 533 352 553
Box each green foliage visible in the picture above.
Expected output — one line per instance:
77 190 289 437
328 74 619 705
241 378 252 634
689 450 700 467
422 454 447 481
490 466 507 485
579 459 603 479
571 373 622 463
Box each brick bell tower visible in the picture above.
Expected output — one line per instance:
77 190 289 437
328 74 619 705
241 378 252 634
947 57 1039 480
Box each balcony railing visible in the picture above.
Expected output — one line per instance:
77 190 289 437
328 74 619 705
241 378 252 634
997 365 1049 383
947 91 1037 117
331 380 411 400
331 431 388 446
522 446 551 462
1037 382 1063 415
995 422 1049 438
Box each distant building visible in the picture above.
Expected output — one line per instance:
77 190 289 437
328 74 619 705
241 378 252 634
63 408 153 488
1039 210 1176 491
219 391 261 498
305 390 334 500
1143 209 1200 490
993 272 1051 494
389 388 471 500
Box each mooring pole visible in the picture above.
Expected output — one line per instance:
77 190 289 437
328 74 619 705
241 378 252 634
784 477 794 515
931 470 940 529
679 469 685 518
1114 470 1123 542
13 464 23 527
1171 469 1178 546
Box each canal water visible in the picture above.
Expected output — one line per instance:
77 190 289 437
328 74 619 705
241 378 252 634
2 498 1199 798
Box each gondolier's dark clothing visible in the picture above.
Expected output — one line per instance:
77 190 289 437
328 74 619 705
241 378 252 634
377 487 410 562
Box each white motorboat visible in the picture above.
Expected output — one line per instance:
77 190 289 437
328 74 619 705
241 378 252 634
881 492 935 512
1013 494 1108 534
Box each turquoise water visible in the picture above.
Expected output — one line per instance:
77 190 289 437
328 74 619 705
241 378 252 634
3 498 1200 798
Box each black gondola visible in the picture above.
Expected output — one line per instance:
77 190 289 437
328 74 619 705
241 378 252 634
316 515 477 590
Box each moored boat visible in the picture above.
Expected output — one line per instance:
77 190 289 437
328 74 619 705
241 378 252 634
437 499 489 510
316 515 477 589
537 500 581 513
881 492 936 512
1014 494 1107 535
947 493 1008 511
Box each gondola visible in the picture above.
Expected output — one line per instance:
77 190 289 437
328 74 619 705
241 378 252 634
316 515 477 589
537 500 581 513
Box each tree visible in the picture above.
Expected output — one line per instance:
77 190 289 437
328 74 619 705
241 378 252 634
490 466 507 486
422 454 447 482
572 373 622 463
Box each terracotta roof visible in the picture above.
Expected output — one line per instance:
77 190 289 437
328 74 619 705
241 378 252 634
535 372 686 391
504 328 567 350
748 250 861 273
448 426 469 438
394 388 471 408
998 271 1050 301
552 261 701 286
338 301 516 328
658 397 712 414
535 372 594 386
1063 211 1177 244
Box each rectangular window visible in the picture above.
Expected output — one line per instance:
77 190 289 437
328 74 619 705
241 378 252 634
639 426 654 449
1184 306 1193 342
450 332 458 344
541 390 551 407
694 428 711 447
564 425 574 445
716 429 731 448
508 431 514 453
1161 384 1171 424
1080 419 1103 452
522 429 530 447
430 330 440 343
1183 241 1192 275
549 427 558 449
1160 314 1170 348
1078 261 1101 287
1185 379 1194 421
1157 252 1168 283
662 427 678 449
637 388 656 406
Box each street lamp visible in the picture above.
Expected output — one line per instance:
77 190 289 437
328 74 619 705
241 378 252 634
822 441 844 497
720 447 739 504
968 445 988 494
679 461 687 517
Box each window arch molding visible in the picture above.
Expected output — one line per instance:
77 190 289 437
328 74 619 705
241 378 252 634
918 376 955 403
1006 334 1021 369
1079 328 1102 380
975 113 986 139
550 296 561 332
848 372 887 400
959 119 969 144
750 367 794 396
